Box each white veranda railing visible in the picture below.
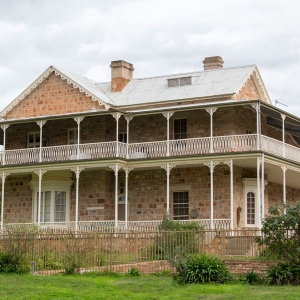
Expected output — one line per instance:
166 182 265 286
3 134 300 165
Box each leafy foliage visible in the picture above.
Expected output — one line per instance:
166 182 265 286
62 232 97 275
142 215 203 264
0 226 39 274
159 215 202 231
173 253 233 284
263 262 300 285
256 201 300 266
127 267 141 276
242 270 261 285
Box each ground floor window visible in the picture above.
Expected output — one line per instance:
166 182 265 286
36 190 67 223
173 191 189 220
246 191 255 225
30 175 72 224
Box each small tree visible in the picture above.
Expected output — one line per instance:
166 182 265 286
257 201 300 266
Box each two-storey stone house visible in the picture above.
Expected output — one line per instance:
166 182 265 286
1 56 299 230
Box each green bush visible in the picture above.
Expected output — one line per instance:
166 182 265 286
242 270 261 285
62 232 97 275
173 253 233 284
127 267 140 276
0 226 39 274
256 201 300 266
0 252 16 273
159 215 202 231
142 215 203 264
263 262 300 285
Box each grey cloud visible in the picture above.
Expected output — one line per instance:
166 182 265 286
1 0 300 116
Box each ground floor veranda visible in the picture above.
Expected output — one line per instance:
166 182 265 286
0 152 299 231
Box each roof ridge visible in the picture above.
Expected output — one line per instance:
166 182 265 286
129 64 256 81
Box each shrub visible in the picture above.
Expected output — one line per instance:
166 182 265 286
62 232 97 275
263 262 300 285
127 267 140 276
0 226 39 274
159 215 201 231
256 201 300 266
0 252 15 273
142 215 203 264
243 270 261 285
173 253 233 284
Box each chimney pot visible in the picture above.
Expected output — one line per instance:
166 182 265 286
110 60 134 92
203 56 224 70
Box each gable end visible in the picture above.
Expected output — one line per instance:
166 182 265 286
0 66 112 118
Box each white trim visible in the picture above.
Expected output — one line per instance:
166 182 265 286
27 132 40 148
68 128 78 145
29 179 72 223
0 66 112 118
242 178 267 227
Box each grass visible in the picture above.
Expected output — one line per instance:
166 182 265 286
0 273 299 299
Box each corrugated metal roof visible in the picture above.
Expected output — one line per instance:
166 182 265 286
54 67 116 105
104 65 256 106
0 64 259 118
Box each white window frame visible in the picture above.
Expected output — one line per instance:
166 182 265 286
68 128 78 145
30 180 72 223
28 132 40 148
173 191 189 220
243 179 258 227
242 178 267 227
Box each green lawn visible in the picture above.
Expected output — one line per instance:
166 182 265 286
0 274 299 300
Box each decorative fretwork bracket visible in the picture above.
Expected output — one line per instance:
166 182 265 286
71 167 85 178
205 107 218 116
73 117 84 125
203 161 220 173
109 164 122 175
34 169 47 179
161 164 176 176
162 111 174 120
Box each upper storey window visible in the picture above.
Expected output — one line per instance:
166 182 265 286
28 132 40 148
174 119 187 140
168 77 192 88
68 129 78 145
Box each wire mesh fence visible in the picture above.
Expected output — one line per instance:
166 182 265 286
0 228 272 275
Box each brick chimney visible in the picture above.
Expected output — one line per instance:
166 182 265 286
203 56 224 70
110 60 134 92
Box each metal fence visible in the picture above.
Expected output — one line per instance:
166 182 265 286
0 228 271 275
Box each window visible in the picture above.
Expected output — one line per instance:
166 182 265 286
246 192 255 225
35 190 67 223
242 178 265 227
246 129 252 135
30 177 72 224
174 119 187 140
173 191 189 220
118 133 127 143
168 77 192 88
28 132 40 148
68 129 78 145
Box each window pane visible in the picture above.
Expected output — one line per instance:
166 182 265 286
173 191 189 220
174 119 187 140
247 192 255 224
55 191 66 222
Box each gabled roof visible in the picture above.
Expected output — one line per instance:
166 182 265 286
0 66 115 118
0 63 271 118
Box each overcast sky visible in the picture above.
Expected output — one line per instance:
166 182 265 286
1 0 300 116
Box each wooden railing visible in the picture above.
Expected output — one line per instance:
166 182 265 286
1 134 299 165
